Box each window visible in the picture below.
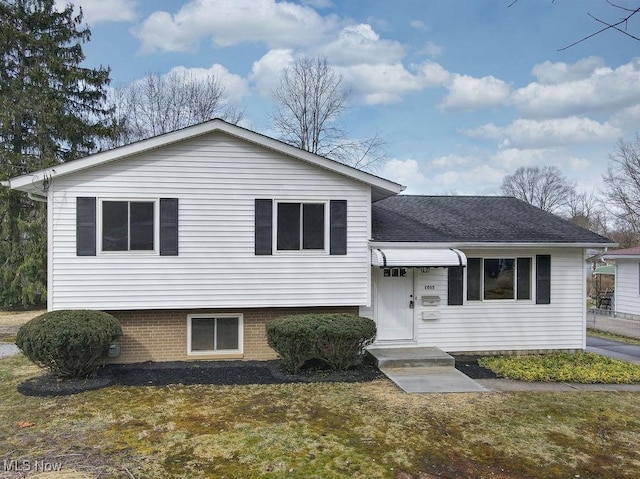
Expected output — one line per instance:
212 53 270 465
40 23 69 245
467 257 532 301
255 199 346 256
102 200 155 252
77 197 178 256
276 202 326 251
187 314 243 355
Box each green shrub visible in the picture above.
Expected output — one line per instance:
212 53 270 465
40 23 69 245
266 313 376 373
16 310 122 379
480 352 640 384
313 315 377 371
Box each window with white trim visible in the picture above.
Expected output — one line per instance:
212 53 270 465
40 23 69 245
101 200 155 252
187 314 243 355
276 201 327 251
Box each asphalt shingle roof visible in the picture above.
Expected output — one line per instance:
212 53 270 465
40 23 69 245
372 196 614 244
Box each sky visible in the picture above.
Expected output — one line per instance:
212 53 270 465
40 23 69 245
57 0 640 195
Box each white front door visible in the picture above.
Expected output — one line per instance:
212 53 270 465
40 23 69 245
375 267 415 341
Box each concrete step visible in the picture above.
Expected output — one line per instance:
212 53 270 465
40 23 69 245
367 346 455 368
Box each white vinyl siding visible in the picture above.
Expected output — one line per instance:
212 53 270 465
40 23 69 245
613 260 640 316
367 247 586 352
48 131 370 310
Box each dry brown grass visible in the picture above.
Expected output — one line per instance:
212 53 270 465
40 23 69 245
0 310 45 341
2 354 640 478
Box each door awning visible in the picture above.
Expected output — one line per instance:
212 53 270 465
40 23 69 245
371 248 467 267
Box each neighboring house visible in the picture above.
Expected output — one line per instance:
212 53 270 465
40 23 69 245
603 247 640 319
2 120 615 363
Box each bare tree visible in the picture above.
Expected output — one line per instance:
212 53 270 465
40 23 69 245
603 134 640 233
271 55 386 171
565 190 607 234
501 166 575 213
558 0 640 51
509 0 640 50
109 71 243 146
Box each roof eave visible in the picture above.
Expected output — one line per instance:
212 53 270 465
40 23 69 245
369 241 618 249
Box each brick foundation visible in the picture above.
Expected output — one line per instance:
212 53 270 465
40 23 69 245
106 306 359 364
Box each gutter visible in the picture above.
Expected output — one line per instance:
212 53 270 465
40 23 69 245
28 192 47 203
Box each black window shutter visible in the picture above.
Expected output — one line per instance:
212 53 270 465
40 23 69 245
536 255 551 304
448 266 464 306
76 197 96 256
160 198 179 256
255 199 273 255
330 200 347 255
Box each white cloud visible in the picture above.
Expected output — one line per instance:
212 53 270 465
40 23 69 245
410 20 427 30
466 117 621 149
419 41 444 59
431 154 473 168
433 165 504 195
134 0 339 53
381 159 427 193
531 56 605 84
317 24 405 66
166 65 250 105
56 0 137 24
491 148 552 169
513 58 640 119
337 63 426 104
569 157 590 171
609 104 640 130
440 74 511 111
418 62 451 86
301 0 333 8
249 49 295 97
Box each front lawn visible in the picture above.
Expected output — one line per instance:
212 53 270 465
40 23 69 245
480 352 640 383
2 355 640 478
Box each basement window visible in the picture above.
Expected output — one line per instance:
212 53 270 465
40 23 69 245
187 314 243 355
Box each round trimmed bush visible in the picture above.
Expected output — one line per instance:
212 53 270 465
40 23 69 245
16 310 122 379
313 314 377 371
266 313 376 373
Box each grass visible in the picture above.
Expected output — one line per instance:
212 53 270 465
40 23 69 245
480 352 640 383
2 355 640 478
588 328 640 346
0 309 44 342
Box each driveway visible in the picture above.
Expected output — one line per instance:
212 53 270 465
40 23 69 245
586 335 640 364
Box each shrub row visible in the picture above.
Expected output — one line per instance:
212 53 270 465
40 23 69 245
16 310 122 379
266 313 376 373
479 352 640 384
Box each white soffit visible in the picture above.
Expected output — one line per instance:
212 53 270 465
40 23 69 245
371 248 467 267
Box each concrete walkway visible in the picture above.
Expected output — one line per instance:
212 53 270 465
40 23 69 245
0 342 18 359
369 340 640 394
586 335 640 364
379 365 488 393
587 310 640 339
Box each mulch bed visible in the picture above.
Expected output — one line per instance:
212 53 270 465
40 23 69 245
453 355 499 379
17 355 496 397
17 359 385 397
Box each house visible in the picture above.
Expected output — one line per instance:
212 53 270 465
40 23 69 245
1 120 615 363
603 247 640 319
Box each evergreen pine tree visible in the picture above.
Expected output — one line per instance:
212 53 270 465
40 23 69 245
0 0 113 307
